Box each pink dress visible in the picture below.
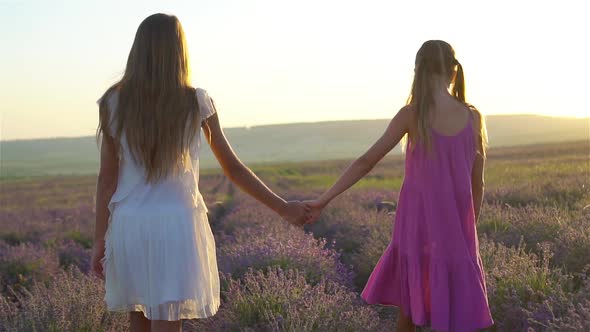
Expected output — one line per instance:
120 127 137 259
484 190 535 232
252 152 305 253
361 115 494 332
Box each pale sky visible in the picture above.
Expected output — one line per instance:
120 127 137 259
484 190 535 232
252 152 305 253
1 0 588 140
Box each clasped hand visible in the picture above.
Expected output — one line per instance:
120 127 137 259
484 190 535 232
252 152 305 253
280 200 325 226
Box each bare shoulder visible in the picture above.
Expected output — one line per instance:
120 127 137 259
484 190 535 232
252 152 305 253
393 104 417 137
466 103 483 131
466 103 488 156
398 104 414 114
395 104 415 123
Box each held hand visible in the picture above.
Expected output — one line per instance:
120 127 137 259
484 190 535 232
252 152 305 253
90 240 106 280
303 199 325 224
280 201 310 226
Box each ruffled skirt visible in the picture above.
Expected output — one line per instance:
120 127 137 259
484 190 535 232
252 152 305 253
101 202 220 321
360 185 493 331
361 244 493 332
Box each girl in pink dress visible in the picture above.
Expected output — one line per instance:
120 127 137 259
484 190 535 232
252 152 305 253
306 40 494 332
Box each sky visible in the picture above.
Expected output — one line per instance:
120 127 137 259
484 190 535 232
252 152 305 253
1 0 588 140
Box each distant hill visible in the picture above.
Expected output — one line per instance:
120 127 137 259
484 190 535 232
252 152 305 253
1 115 588 177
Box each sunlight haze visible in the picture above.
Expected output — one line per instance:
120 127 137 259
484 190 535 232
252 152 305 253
1 0 588 140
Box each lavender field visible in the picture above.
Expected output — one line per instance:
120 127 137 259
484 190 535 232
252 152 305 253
0 140 588 331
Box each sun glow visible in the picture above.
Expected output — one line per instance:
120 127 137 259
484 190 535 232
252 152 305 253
1 0 589 140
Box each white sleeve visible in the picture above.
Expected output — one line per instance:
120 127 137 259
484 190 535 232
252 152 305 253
196 88 217 121
96 91 119 135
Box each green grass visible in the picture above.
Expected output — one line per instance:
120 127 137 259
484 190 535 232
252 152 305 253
356 176 403 190
2 115 587 178
63 231 93 249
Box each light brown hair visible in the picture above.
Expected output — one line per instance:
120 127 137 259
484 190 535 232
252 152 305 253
97 13 199 182
406 40 488 157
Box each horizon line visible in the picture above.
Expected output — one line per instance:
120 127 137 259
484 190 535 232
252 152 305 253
1 113 588 143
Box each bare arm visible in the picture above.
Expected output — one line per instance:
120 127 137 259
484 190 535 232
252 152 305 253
91 133 119 278
202 108 307 223
471 112 486 222
314 107 412 208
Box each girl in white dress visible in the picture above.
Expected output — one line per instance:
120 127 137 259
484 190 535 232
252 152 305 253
89 13 309 332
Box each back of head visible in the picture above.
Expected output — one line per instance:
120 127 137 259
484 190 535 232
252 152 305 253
406 40 486 155
97 13 199 182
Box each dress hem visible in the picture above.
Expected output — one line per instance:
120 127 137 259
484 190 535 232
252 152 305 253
107 300 221 321
361 297 494 332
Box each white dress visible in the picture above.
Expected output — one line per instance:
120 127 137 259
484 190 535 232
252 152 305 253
99 88 220 321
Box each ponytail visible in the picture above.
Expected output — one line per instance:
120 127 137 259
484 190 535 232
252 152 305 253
407 40 476 154
453 61 487 159
406 55 435 151
453 61 466 103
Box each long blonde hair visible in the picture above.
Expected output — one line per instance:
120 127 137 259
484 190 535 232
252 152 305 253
97 13 199 182
406 40 488 157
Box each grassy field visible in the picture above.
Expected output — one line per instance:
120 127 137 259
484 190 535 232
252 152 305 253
1 114 587 178
0 140 589 331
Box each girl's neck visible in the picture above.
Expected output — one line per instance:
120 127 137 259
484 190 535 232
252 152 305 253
431 81 453 101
